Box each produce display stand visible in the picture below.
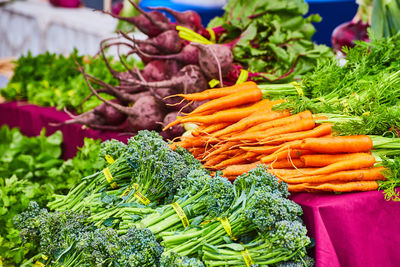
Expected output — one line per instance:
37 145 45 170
1 101 400 267
0 101 129 159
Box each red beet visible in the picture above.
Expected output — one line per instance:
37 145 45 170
136 44 199 65
148 6 203 32
191 43 233 83
160 111 185 140
127 64 208 94
93 100 127 125
133 30 183 54
332 20 369 53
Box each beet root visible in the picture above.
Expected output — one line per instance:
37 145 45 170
93 100 127 125
128 65 208 94
141 60 181 82
133 30 183 54
191 43 233 83
160 111 185 140
126 95 166 131
136 44 199 65
148 6 203 32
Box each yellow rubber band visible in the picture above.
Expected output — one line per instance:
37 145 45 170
105 155 115 164
241 248 254 267
218 217 237 241
103 167 118 189
171 202 190 227
120 183 150 205
209 79 220 88
34 262 45 267
41 254 48 261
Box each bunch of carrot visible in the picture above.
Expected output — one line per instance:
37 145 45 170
165 82 387 193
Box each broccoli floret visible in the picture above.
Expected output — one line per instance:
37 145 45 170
99 139 127 161
203 175 235 218
160 252 205 267
244 192 303 232
176 169 211 198
14 202 91 258
117 227 164 267
267 220 310 251
234 164 289 198
276 255 315 267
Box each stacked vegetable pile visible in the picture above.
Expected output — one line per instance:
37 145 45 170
166 82 400 194
49 0 333 135
0 126 103 266
15 131 313 266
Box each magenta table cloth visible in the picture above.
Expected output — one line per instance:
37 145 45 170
1 101 400 267
0 101 129 159
291 191 400 267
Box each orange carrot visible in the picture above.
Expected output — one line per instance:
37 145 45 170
172 81 258 101
283 167 386 184
260 149 312 163
260 123 332 144
300 152 371 167
222 161 261 176
214 152 258 169
287 183 310 192
307 180 379 192
203 141 238 160
300 135 373 154
240 145 283 155
221 148 244 157
269 168 319 178
198 123 231 135
228 118 316 141
211 110 291 138
268 158 306 169
283 154 376 178
204 154 229 168
188 87 262 115
162 97 268 130
245 110 313 133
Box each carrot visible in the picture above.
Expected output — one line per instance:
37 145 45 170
162 97 268 130
221 148 244 156
260 149 312 163
203 141 238 160
240 145 283 155
307 180 379 192
269 158 306 169
287 183 312 192
175 136 210 148
245 110 313 133
260 123 332 144
214 152 258 169
172 81 258 101
228 118 316 141
198 123 231 135
211 110 291 138
204 154 229 168
222 161 261 176
191 125 207 136
283 167 386 184
269 168 320 178
188 87 263 115
300 135 373 154
282 154 376 178
300 152 371 167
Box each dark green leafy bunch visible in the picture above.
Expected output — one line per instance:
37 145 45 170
208 0 333 83
202 220 311 266
14 202 163 267
276 33 400 136
160 252 205 267
125 172 234 237
161 165 304 259
0 50 130 113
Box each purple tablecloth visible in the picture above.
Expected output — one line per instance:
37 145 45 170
291 191 400 267
1 101 400 266
0 101 129 159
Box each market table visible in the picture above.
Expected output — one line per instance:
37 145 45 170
1 101 400 267
291 191 400 267
0 101 129 159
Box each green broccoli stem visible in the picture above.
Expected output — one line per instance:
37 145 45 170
133 189 208 235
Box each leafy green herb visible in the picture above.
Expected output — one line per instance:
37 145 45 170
208 0 333 82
